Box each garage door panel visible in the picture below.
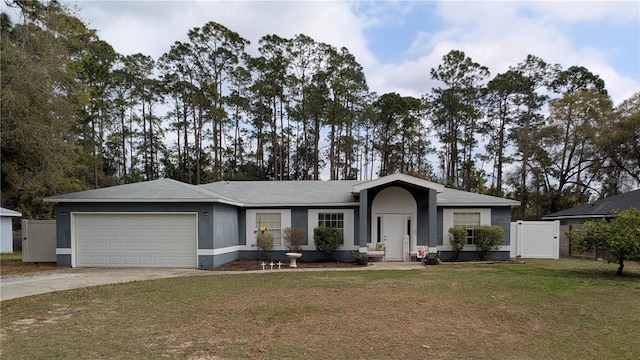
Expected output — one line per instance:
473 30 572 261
123 229 136 237
152 243 166 252
153 228 167 237
137 228 152 237
92 256 107 265
167 242 182 252
106 228 120 237
74 214 197 268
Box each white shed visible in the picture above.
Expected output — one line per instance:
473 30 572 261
0 207 22 253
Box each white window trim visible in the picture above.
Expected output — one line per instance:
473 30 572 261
442 208 491 251
307 209 355 250
246 209 291 248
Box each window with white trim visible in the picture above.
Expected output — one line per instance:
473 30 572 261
318 212 344 230
453 212 481 245
307 209 354 248
256 212 282 245
318 212 344 244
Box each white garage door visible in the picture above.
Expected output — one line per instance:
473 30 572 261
74 213 197 268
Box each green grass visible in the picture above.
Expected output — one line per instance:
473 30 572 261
1 258 639 359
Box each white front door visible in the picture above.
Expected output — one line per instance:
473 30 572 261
382 214 405 260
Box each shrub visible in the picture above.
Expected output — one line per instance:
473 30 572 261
448 227 467 261
474 225 504 260
570 208 640 276
313 227 343 261
283 227 306 253
256 230 274 260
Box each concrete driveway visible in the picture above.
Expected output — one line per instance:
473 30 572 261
0 268 204 301
1 262 424 301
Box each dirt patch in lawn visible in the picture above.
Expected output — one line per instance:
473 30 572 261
212 258 363 271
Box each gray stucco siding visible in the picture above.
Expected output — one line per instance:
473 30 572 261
436 208 444 247
238 209 246 245
212 204 239 249
490 206 512 245
358 190 369 246
291 208 308 245
438 250 510 262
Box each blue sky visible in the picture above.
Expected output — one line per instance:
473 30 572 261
53 0 638 105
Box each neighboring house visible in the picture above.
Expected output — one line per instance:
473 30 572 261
542 189 640 256
44 173 519 268
0 207 22 253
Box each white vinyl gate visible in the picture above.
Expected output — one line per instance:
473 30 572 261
510 221 560 259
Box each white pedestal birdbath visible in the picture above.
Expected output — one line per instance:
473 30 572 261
285 252 302 268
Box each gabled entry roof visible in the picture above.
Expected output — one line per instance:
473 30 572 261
352 173 445 194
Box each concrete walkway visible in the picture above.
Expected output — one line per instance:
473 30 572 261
0 262 425 301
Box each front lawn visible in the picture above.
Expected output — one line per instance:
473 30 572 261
0 252 57 278
1 258 639 359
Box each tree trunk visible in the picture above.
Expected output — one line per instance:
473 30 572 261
616 257 624 276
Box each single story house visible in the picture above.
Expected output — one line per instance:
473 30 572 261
44 173 519 268
0 207 22 253
542 189 639 256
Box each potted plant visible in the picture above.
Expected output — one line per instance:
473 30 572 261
352 251 368 265
283 227 306 268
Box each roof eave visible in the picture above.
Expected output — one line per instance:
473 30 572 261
43 198 244 207
541 214 613 220
439 202 520 207
242 202 360 208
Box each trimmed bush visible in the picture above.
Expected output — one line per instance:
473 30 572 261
256 231 274 259
474 225 505 260
448 227 467 261
313 227 343 261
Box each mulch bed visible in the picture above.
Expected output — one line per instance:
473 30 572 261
212 258 363 271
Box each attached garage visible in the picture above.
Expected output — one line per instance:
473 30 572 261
73 213 197 268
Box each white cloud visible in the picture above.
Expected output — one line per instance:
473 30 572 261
73 0 638 105
362 1 638 104
526 0 640 23
76 1 373 63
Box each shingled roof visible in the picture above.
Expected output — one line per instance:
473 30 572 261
44 178 239 205
542 189 640 220
200 180 360 206
44 175 520 208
